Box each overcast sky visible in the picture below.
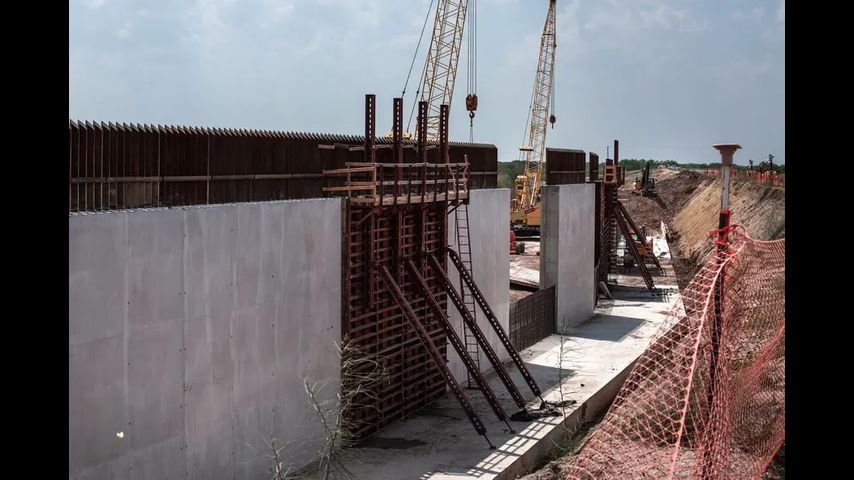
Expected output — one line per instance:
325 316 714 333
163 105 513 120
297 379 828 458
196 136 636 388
70 0 785 165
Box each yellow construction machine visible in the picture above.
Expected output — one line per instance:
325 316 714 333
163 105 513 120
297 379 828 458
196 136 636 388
510 0 557 237
632 160 657 197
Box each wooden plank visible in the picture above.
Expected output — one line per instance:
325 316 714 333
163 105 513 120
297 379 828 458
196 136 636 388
322 184 375 192
348 190 468 206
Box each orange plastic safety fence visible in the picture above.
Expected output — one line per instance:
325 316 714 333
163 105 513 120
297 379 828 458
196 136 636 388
705 168 785 187
567 229 784 480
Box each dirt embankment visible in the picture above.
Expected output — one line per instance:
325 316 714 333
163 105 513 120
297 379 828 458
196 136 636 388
620 168 785 289
666 178 784 289
671 178 785 259
618 168 707 235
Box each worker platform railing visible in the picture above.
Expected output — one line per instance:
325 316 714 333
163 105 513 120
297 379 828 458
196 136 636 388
322 160 469 206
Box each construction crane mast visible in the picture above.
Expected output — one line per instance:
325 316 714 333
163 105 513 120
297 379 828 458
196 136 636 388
511 0 557 230
415 0 473 141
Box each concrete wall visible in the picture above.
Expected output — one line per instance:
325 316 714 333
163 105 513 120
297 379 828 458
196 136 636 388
540 184 596 332
69 199 343 480
446 189 512 380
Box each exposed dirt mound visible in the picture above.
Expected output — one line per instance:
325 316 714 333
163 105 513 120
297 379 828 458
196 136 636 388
672 178 785 261
620 168 784 290
618 168 708 235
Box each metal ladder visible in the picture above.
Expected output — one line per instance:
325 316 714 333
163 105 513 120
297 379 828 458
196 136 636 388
454 203 481 388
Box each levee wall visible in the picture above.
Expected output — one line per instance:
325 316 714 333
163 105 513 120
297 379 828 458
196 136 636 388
69 199 343 479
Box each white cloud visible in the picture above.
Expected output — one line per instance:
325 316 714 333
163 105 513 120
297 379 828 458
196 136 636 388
117 26 131 40
276 4 294 17
583 1 706 34
83 0 106 9
555 0 584 60
731 6 765 24
640 5 707 33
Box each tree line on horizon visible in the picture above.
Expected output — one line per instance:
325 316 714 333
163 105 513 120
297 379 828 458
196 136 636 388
497 158 784 189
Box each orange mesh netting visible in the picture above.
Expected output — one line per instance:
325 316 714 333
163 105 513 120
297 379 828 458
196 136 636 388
567 228 784 479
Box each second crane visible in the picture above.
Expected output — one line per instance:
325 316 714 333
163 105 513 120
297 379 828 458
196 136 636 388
510 0 557 237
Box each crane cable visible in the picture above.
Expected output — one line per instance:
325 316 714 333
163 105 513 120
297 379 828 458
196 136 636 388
466 0 477 142
403 0 437 133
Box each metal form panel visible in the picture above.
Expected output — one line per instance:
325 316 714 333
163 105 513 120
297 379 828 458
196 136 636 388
68 121 498 212
343 202 451 440
592 181 602 305
508 287 556 352
545 148 586 185
588 152 599 182
329 95 539 445
333 96 473 442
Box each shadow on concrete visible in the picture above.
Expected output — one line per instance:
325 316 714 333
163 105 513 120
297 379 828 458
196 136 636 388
569 314 647 343
610 284 673 303
362 436 429 450
521 362 576 394
416 419 557 479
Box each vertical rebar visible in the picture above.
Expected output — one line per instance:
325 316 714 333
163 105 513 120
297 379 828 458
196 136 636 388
393 97 403 201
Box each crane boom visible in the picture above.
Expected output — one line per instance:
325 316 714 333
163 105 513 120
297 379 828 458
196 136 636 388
417 0 469 141
513 0 557 216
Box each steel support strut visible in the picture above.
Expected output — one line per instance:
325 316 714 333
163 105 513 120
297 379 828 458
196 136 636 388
615 207 656 291
377 264 496 449
428 254 528 409
443 249 545 402
406 260 515 433
615 200 664 274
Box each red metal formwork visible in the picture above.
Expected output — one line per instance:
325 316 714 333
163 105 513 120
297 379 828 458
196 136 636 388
588 152 600 182
326 96 544 448
343 202 452 439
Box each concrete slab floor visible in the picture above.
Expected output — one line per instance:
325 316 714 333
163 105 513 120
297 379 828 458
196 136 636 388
612 231 681 291
322 285 680 480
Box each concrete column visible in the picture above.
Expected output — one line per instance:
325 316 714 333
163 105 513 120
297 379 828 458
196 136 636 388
540 184 596 333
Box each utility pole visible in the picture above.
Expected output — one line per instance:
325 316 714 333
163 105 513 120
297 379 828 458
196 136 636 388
703 143 741 479
768 154 774 172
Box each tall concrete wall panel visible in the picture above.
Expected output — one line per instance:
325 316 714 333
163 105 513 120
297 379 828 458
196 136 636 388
446 189 512 380
69 199 343 480
540 184 596 332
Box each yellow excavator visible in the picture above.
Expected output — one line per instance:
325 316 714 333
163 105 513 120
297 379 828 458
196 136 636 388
510 0 557 237
632 160 657 197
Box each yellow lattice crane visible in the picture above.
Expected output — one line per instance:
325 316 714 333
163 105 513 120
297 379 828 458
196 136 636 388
510 0 557 234
415 0 474 141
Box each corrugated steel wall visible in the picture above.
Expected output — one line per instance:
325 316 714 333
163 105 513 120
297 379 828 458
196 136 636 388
69 121 498 212
588 152 599 182
545 148 586 185
509 287 556 352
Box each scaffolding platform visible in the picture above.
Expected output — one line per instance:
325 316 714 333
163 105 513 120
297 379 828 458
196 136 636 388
322 161 470 207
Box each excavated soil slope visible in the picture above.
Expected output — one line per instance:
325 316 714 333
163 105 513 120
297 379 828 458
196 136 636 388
672 178 785 260
619 169 784 288
618 168 707 236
